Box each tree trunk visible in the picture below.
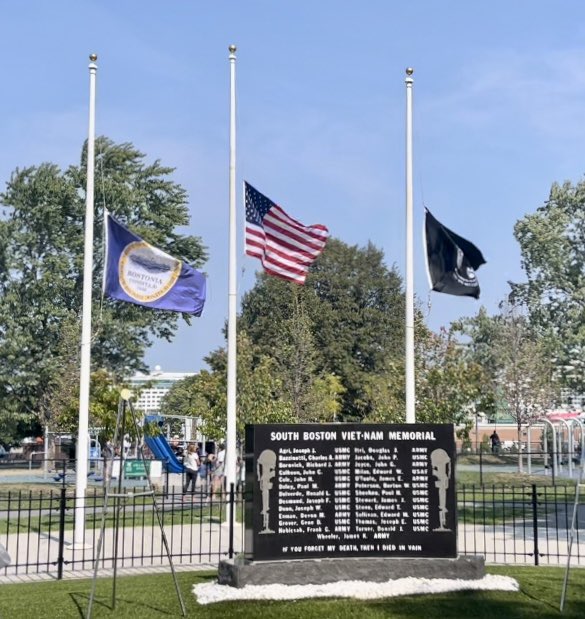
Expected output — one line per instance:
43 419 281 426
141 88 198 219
517 424 523 473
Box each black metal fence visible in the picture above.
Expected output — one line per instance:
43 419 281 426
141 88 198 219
0 484 246 578
457 483 583 566
0 482 583 579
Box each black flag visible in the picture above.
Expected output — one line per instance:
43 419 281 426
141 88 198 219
424 208 486 299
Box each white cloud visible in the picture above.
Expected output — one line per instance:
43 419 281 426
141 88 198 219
424 48 585 143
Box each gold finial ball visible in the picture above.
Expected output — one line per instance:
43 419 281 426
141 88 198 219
406 67 414 76
89 53 98 62
229 45 237 53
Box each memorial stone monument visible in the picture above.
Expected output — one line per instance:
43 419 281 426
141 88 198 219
219 423 484 587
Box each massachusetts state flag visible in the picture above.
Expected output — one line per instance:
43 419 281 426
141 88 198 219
103 211 206 315
244 182 329 284
424 208 486 299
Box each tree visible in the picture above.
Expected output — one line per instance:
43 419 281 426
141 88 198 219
306 373 346 423
494 304 558 469
160 374 201 419
50 369 126 440
457 303 559 469
276 298 348 421
359 367 405 424
162 334 296 441
40 313 83 431
414 326 487 429
239 238 405 418
512 179 585 394
363 322 487 431
0 137 207 435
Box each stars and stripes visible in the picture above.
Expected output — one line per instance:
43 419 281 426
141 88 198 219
244 182 329 284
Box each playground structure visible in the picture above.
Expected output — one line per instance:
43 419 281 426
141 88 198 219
144 414 212 474
144 426 184 474
527 412 585 478
9 415 207 485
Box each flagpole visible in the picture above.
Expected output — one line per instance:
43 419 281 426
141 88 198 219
74 53 98 546
405 67 416 424
226 45 238 513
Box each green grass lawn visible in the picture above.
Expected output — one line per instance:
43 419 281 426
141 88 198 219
456 469 576 487
0 566 584 618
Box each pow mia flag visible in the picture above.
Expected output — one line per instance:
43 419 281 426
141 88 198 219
424 208 486 299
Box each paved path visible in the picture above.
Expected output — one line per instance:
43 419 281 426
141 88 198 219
3 516 584 585
0 519 243 583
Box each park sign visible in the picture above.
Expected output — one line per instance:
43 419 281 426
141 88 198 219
244 423 457 561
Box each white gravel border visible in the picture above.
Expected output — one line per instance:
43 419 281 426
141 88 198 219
194 574 519 604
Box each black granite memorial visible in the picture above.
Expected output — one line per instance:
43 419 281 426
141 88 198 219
219 423 484 587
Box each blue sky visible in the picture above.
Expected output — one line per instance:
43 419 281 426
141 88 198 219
2 1 585 372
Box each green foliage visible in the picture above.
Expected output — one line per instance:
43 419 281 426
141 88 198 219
358 364 405 423
414 326 487 426
0 138 207 436
160 374 201 418
143 419 163 438
494 308 558 430
239 238 405 419
46 368 131 441
512 179 585 392
307 373 346 423
456 302 559 431
272 287 318 419
162 334 296 441
363 323 488 427
234 238 485 427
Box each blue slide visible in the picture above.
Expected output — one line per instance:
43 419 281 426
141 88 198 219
144 417 184 473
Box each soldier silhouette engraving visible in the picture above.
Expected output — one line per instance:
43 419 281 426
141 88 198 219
430 448 452 532
257 449 277 534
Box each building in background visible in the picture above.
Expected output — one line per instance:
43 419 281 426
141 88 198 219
127 366 196 414
126 366 204 449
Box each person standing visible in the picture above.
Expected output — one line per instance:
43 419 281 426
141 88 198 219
182 444 200 500
123 434 131 458
490 431 500 454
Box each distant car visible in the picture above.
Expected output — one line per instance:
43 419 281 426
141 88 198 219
0 445 7 458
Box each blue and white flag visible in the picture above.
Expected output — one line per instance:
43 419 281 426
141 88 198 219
103 212 206 315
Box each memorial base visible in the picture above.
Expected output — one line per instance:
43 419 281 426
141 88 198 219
218 555 485 588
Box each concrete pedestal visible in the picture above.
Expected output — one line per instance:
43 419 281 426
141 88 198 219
218 555 485 588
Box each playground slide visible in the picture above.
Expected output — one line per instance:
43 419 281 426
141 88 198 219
144 434 184 474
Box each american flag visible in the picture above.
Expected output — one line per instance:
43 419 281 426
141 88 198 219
245 182 329 285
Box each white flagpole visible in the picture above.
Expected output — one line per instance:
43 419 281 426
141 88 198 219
226 45 238 510
405 67 416 424
74 53 98 546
